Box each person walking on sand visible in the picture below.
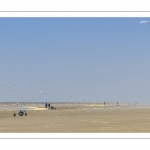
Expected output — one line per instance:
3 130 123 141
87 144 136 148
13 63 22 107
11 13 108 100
117 102 118 107
48 103 50 110
45 102 48 109
104 102 106 109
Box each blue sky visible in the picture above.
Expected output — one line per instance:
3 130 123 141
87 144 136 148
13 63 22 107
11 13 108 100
0 17 150 104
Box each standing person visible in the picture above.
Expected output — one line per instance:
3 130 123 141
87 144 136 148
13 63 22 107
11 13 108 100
117 102 118 107
45 102 48 109
48 103 50 110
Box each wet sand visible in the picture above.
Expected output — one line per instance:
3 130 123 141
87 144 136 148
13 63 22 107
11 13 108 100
0 104 150 132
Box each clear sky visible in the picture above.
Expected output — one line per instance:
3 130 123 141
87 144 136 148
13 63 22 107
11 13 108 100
0 17 150 104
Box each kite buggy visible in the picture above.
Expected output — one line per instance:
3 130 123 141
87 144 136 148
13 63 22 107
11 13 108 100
14 110 27 117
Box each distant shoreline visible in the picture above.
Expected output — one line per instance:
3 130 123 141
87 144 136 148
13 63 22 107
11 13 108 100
0 102 149 111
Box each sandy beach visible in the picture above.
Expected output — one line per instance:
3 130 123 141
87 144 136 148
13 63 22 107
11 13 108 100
0 103 150 133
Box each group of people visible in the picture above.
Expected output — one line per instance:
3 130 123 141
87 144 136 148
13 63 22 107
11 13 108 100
45 102 51 110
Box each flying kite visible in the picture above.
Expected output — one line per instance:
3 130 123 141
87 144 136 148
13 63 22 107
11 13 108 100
140 21 150 24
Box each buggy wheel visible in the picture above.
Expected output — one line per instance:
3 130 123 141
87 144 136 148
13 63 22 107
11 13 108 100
14 113 16 117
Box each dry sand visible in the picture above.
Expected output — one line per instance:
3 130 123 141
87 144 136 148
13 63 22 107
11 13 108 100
0 104 150 133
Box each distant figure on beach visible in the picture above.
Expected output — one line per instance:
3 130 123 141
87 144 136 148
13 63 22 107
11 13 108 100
104 102 106 109
48 103 50 110
45 102 48 109
117 102 118 106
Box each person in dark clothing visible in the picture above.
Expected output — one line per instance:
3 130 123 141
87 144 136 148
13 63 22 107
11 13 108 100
48 103 50 110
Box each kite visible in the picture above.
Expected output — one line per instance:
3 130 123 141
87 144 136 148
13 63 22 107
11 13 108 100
140 21 150 24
